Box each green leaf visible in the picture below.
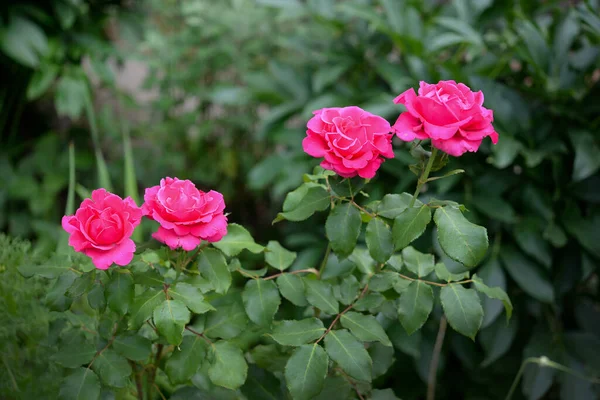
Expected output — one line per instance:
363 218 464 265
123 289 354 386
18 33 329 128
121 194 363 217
275 184 331 222
168 283 215 314
313 63 351 92
371 388 402 400
204 301 249 339
268 318 325 346
45 271 78 312
386 254 403 271
324 329 372 382
326 203 362 258
388 322 421 358
107 272 134 316
242 279 281 326
471 195 517 224
133 268 164 287
376 193 416 219
354 292 385 312
500 247 554 303
285 344 329 400
66 273 94 298
242 365 283 400
250 344 289 374
27 62 59 98
265 240 297 271
18 253 71 278
440 284 483 340
213 224 265 257
87 284 106 310
366 218 394 263
340 311 392 347
514 223 552 269
312 376 353 400
397 281 434 335
402 246 435 278
435 262 469 282
328 176 366 198
59 368 100 400
165 335 208 384
277 273 307 306
369 271 401 292
153 300 191 345
472 274 513 321
392 205 432 250
335 275 360 304
208 341 248 390
197 248 231 294
56 75 89 120
112 334 152 362
52 338 96 368
93 349 132 388
128 289 164 330
434 206 488 268
516 19 550 70
349 247 377 276
480 316 518 367
570 131 600 182
1 16 48 68
304 278 339 314
369 342 395 379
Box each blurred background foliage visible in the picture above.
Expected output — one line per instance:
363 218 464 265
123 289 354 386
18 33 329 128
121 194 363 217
1 0 600 399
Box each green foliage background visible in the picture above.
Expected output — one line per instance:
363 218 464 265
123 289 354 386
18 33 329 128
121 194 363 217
1 0 599 399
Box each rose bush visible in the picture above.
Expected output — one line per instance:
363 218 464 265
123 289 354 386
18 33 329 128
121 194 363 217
142 177 228 250
61 189 142 269
38 82 516 400
392 80 499 156
302 106 393 178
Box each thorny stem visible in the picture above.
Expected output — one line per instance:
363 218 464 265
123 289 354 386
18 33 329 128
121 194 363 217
427 316 448 400
316 284 369 344
410 148 438 207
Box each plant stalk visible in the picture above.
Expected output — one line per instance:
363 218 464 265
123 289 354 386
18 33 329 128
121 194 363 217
427 316 447 400
410 148 438 207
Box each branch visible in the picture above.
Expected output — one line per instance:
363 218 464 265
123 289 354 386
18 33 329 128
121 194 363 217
129 361 144 400
350 200 376 218
398 273 473 288
427 316 447 400
263 268 320 281
316 284 369 344
185 326 214 346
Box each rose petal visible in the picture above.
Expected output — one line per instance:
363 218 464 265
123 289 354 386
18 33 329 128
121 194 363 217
392 112 422 141
85 239 136 270
432 136 482 157
302 133 329 158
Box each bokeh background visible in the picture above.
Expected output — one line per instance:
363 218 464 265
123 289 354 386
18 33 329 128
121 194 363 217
1 0 599 399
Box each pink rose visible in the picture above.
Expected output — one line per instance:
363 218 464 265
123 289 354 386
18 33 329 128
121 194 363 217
61 189 142 270
392 80 499 157
142 177 227 250
302 106 393 179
